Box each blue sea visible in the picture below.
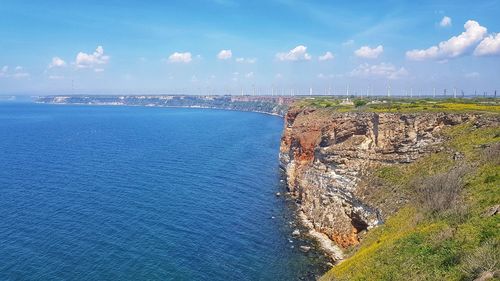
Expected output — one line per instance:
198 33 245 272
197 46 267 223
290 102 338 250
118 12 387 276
0 102 326 281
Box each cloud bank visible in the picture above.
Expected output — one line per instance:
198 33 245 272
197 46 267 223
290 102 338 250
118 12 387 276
406 20 487 60
0 65 30 78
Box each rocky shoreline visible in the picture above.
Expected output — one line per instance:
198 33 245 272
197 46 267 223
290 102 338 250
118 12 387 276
296 211 344 261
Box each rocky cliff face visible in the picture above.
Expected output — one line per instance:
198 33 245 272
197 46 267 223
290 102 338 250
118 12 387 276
279 107 478 257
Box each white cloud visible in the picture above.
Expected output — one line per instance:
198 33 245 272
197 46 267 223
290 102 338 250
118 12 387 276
76 46 110 68
49 75 64 80
354 45 383 59
440 16 452 27
318 51 334 61
465 72 480 78
12 72 30 79
342 39 355 46
94 68 104 73
245 72 254 78
235 57 256 64
0 66 8 77
276 45 312 61
217 49 232 60
406 20 487 61
0 65 29 79
48 57 66 68
168 52 192 63
474 33 500 56
275 73 283 79
317 73 335 79
350 63 408 80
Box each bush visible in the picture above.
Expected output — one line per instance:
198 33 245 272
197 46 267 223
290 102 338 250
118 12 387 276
460 238 499 279
412 165 469 216
481 143 500 165
354 99 367 107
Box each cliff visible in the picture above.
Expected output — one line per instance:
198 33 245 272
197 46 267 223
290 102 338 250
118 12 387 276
279 105 499 266
36 95 295 116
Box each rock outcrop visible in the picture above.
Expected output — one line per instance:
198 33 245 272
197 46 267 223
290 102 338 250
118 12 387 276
279 106 481 256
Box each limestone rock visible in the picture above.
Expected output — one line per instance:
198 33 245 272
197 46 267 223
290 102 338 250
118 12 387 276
482 205 500 217
279 108 486 254
299 245 311 253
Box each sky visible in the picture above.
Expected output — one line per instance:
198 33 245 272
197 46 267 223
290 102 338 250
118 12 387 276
0 0 499 96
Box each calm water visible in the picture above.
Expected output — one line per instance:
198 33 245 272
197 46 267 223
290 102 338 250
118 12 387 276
0 102 324 281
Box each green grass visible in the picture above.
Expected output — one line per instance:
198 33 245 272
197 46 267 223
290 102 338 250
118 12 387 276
321 122 500 281
296 98 500 114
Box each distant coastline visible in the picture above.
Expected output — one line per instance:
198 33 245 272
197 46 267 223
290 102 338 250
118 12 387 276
36 95 295 117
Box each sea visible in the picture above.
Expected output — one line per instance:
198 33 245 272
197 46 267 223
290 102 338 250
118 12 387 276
0 101 328 281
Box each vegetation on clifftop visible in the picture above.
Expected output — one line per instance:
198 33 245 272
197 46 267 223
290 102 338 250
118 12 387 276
297 97 500 114
320 121 500 281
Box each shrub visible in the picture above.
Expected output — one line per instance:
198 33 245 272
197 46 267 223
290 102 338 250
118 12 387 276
354 99 367 107
412 165 469 216
460 238 499 279
481 142 500 165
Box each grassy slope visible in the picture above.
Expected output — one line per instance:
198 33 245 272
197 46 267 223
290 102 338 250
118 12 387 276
319 116 500 280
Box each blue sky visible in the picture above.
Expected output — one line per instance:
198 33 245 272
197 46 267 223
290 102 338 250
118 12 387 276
1 0 499 95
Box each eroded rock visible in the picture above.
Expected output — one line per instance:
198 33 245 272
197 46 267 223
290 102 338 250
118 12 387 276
279 108 482 255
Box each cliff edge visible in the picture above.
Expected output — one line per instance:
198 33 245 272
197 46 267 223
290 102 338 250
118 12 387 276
279 104 499 264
